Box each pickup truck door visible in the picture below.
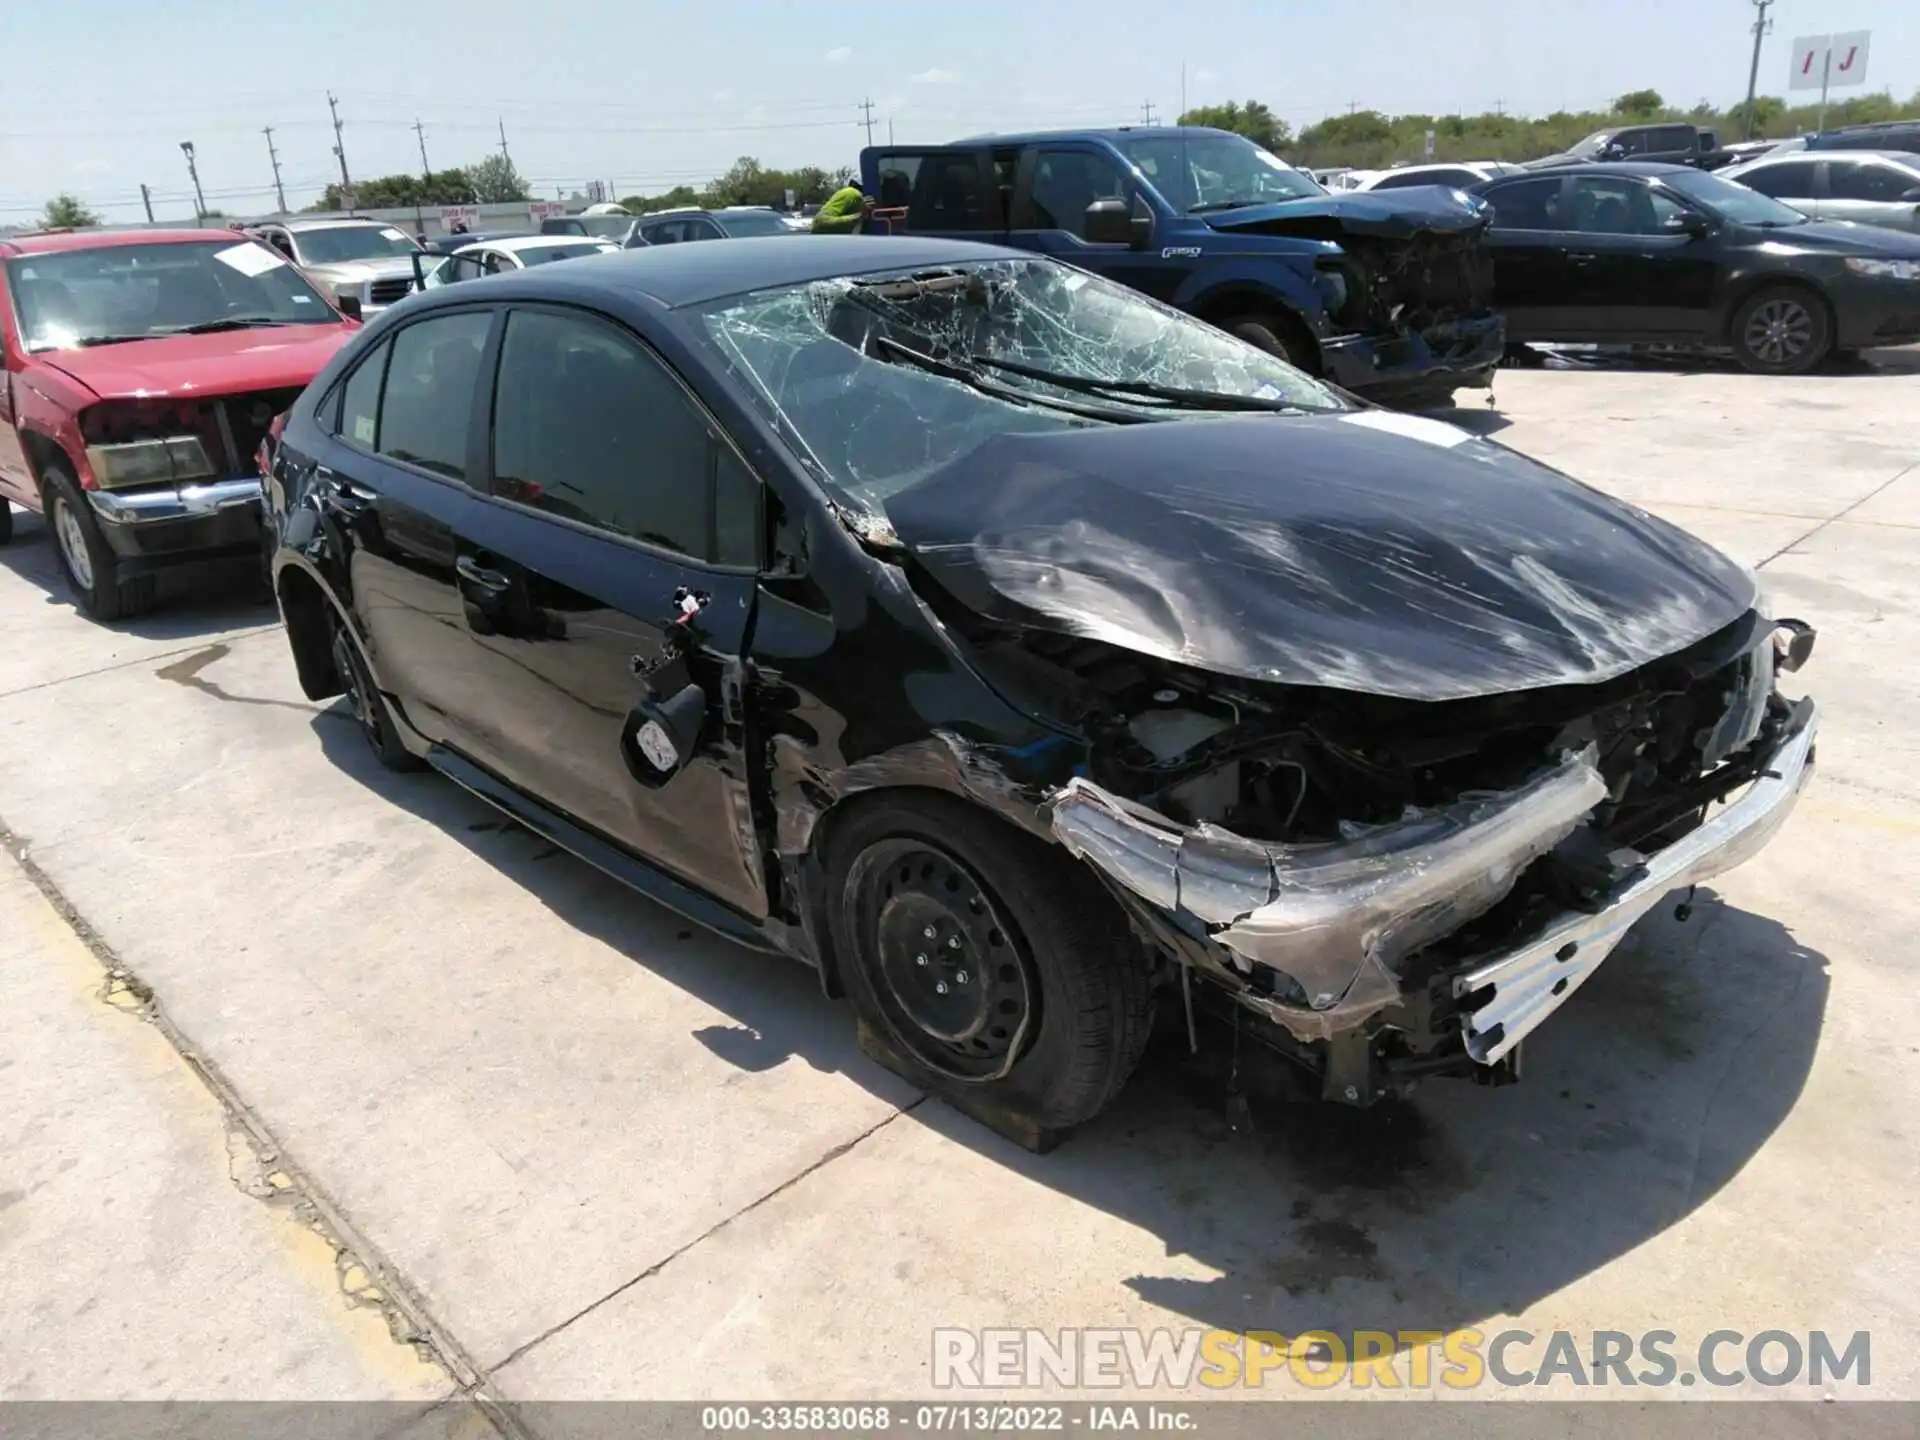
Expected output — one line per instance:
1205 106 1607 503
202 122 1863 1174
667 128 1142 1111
1006 145 1189 303
0 276 36 509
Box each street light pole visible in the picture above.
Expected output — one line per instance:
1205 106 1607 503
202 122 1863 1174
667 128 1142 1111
179 141 207 220
1742 0 1775 140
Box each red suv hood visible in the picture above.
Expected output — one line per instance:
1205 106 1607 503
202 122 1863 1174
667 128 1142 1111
39 324 355 400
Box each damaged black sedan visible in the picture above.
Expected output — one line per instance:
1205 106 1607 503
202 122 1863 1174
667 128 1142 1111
264 237 1818 1143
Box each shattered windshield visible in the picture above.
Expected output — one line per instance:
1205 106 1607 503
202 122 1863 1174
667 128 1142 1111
690 256 1347 511
1122 133 1324 213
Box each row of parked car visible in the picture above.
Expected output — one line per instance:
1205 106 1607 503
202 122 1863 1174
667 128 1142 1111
0 132 1825 1143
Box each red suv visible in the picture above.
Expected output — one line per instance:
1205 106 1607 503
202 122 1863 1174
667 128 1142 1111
0 227 358 619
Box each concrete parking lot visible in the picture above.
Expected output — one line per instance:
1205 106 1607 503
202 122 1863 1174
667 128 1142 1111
2 355 1918 1417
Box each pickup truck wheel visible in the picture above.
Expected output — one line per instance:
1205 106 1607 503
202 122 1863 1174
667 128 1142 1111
43 464 155 621
1225 315 1318 374
825 795 1154 1130
1732 285 1831 375
330 610 423 772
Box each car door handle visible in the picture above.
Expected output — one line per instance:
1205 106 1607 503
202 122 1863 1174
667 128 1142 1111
1566 252 1599 263
316 467 377 511
455 556 511 593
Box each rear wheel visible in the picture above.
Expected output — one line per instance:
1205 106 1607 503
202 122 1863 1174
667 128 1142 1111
1225 314 1319 374
1731 285 1832 375
330 609 422 771
43 462 155 621
824 795 1154 1130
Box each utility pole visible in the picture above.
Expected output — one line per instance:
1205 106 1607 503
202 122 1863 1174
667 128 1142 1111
1180 62 1187 120
328 91 351 194
1493 98 1505 117
140 184 155 223
860 97 876 146
263 127 287 213
497 118 513 165
414 119 432 181
1140 100 1157 126
179 141 207 220
1742 0 1775 140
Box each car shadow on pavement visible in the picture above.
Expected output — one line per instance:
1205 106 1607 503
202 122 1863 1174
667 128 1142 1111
312 705 1828 1346
0 507 275 642
1417 404 1512 438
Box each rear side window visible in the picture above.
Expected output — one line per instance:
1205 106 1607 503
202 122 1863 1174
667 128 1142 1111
1740 161 1820 198
376 311 492 480
1484 177 1564 229
337 341 389 448
490 308 758 566
1651 127 1695 153
910 154 997 231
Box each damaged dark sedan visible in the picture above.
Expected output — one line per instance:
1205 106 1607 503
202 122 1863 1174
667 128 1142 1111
264 237 1818 1144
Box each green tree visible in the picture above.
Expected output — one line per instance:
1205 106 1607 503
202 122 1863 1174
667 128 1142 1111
468 154 531 203
1176 100 1290 151
42 193 101 228
1613 89 1666 119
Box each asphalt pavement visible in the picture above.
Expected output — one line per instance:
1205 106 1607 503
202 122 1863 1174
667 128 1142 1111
1 353 1916 1419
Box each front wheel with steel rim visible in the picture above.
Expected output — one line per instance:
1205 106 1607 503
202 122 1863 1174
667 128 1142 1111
824 794 1155 1131
42 461 155 622
1732 285 1832 376
329 610 423 771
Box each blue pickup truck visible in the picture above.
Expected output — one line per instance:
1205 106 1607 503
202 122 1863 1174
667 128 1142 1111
860 127 1505 404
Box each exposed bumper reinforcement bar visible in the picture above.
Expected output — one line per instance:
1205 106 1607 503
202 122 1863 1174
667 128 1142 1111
1456 697 1818 1065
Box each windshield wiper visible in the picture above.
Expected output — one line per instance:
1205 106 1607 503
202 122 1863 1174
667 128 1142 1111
167 316 302 335
969 354 1314 414
871 337 1150 424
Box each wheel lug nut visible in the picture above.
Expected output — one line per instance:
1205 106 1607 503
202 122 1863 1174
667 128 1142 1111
915 954 927 966
947 936 961 950
935 981 949 995
923 926 936 939
956 971 969 984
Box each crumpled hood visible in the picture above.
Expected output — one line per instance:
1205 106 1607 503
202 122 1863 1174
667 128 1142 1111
40 326 356 401
884 411 1756 702
1203 188 1490 240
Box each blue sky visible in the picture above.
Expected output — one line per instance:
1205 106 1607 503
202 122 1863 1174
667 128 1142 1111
4 0 1914 222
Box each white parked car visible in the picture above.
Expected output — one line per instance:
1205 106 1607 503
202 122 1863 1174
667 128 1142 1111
419 234 621 289
1721 150 1920 233
1351 161 1524 193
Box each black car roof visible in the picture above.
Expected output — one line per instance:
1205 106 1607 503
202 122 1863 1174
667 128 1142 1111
482 234 1020 308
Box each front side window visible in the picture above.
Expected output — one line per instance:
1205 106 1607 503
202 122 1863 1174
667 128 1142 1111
691 256 1347 516
643 221 685 245
375 311 492 480
1567 177 1680 235
1484 177 1565 229
6 240 337 351
1028 149 1129 237
1829 162 1915 202
1121 132 1322 213
292 225 421 265
491 309 753 564
520 242 618 266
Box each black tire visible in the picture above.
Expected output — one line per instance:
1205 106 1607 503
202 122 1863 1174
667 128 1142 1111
824 794 1155 1130
1226 315 1319 374
330 608 423 771
1731 284 1832 375
0 499 13 545
42 462 156 621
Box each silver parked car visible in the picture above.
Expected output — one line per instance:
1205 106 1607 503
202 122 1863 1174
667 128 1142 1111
242 218 426 316
1722 150 1920 233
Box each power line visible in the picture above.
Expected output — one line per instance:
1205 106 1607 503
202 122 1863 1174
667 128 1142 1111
263 127 287 212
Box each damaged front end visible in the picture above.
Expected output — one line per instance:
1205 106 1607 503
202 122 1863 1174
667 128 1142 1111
1039 620 1818 1105
1206 191 1505 397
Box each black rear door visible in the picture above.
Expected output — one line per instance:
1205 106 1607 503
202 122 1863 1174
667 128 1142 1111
1480 175 1574 339
454 303 769 918
313 306 498 752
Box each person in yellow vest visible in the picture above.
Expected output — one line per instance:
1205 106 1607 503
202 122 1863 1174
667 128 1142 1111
811 182 873 234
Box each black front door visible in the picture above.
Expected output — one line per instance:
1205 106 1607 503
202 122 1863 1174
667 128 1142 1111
456 304 769 918
1557 176 1718 338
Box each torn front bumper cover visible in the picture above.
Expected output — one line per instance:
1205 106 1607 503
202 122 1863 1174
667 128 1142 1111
1049 697 1818 1068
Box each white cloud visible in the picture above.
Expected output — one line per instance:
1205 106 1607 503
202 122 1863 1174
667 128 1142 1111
75 158 113 175
711 87 736 103
824 45 852 63
910 67 961 85
1194 69 1217 83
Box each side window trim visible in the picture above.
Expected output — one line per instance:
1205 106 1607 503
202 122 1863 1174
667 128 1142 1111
479 301 764 573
